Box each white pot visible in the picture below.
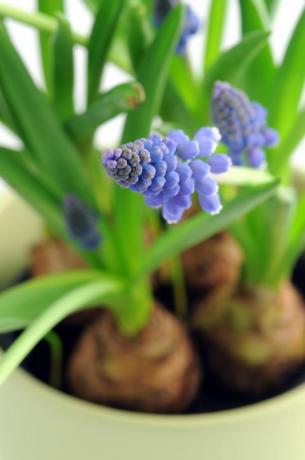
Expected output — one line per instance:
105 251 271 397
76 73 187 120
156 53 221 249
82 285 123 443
1 190 305 460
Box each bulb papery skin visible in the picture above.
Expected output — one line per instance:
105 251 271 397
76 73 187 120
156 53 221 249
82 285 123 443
103 128 231 224
212 81 279 168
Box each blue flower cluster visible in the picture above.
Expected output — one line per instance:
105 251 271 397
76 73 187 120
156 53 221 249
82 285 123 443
212 81 279 168
63 194 101 250
154 1 201 55
103 128 231 224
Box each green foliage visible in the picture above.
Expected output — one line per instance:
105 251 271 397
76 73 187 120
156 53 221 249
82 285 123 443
37 0 64 93
1 0 305 388
0 28 94 207
67 82 145 142
238 0 276 102
269 8 305 141
87 0 125 103
136 180 278 279
51 14 74 121
204 0 228 71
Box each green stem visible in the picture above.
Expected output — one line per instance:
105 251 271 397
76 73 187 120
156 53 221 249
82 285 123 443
170 255 188 320
0 4 87 45
44 330 62 389
0 4 131 72
0 281 120 386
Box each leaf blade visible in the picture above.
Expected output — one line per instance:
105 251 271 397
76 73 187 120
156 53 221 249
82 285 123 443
87 0 125 103
51 14 74 121
136 180 278 278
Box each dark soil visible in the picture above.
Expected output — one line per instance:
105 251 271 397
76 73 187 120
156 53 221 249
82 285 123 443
1 260 305 415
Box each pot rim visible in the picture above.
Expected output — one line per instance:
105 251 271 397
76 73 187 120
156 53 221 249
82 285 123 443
10 365 305 428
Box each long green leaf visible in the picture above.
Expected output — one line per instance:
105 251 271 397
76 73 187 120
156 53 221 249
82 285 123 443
0 147 64 237
238 0 276 102
114 5 185 276
263 0 280 16
66 82 145 141
125 0 153 70
135 180 278 279
204 0 228 71
122 5 185 139
269 8 305 140
0 29 94 206
0 270 103 332
0 278 123 386
51 14 74 121
37 0 64 94
87 0 125 103
270 108 305 175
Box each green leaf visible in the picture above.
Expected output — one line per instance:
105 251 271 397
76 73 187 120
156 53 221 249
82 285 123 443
114 5 185 277
66 82 145 141
238 0 276 102
37 0 64 94
284 191 305 275
160 81 197 134
0 277 123 386
87 0 125 103
122 5 185 139
204 0 228 71
216 166 275 186
263 0 280 16
200 31 270 121
51 14 74 121
0 270 103 332
82 0 101 13
269 108 305 175
125 0 153 70
269 8 305 140
135 180 278 279
0 29 95 206
0 147 64 237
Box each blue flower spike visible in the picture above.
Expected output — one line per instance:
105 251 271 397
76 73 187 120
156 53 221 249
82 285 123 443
212 81 279 168
63 194 102 250
154 1 201 55
103 127 231 224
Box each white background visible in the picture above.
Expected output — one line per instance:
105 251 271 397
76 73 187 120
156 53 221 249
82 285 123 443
0 0 305 192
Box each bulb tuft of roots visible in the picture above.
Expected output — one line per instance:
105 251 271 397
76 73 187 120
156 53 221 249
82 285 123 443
67 303 201 413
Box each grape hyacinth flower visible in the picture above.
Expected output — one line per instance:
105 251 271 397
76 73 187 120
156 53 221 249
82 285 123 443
154 1 201 55
102 128 231 224
212 81 279 168
63 194 102 250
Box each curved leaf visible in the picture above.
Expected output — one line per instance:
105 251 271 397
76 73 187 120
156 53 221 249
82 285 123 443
135 180 278 279
0 270 103 332
238 0 275 102
87 0 125 103
0 277 123 386
67 82 145 140
204 0 228 71
269 8 305 139
0 29 95 207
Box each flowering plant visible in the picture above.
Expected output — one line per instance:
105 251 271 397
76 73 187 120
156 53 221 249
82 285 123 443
0 0 298 413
